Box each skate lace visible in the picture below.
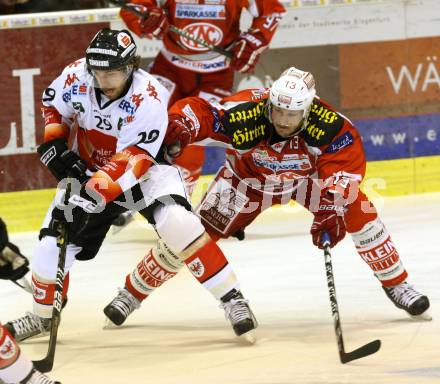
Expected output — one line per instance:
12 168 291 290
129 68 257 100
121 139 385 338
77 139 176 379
27 369 57 384
111 288 140 318
389 283 422 307
11 312 47 337
221 298 251 324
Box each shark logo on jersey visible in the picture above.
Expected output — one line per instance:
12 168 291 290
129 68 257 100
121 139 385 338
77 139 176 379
73 102 85 113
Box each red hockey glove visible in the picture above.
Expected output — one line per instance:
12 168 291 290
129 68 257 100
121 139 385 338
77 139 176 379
164 114 196 158
310 194 346 249
120 4 169 39
230 31 268 74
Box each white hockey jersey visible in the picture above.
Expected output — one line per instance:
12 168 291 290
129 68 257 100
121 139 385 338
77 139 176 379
41 58 170 202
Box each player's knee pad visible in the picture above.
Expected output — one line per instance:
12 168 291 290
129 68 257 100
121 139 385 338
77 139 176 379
32 236 80 281
153 204 205 254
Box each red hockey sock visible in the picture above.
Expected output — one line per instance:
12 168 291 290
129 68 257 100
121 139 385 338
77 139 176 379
125 248 179 301
32 273 70 317
184 240 239 300
351 218 407 287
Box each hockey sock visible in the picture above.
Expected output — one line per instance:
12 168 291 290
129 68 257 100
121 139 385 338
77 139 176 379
0 325 33 382
351 217 407 287
32 272 70 318
184 239 239 300
125 241 183 301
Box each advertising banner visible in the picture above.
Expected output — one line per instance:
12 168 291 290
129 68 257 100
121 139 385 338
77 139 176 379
0 24 106 192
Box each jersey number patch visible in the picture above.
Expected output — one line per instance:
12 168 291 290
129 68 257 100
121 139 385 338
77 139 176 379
94 116 112 131
137 130 159 144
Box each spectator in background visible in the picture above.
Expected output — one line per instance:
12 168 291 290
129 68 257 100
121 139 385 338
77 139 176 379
0 0 105 14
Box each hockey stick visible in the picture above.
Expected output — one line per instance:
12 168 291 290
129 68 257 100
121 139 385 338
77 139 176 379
12 276 33 294
33 177 72 373
113 1 232 58
321 232 381 364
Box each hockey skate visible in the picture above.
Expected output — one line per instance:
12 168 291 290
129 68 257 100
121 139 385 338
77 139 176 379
22 368 61 384
111 211 135 234
220 289 258 344
4 312 51 342
383 281 431 320
103 287 141 327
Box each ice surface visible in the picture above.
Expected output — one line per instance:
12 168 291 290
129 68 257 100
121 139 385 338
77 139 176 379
1 193 439 384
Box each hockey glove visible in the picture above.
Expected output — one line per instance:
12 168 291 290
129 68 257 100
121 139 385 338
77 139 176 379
310 193 346 249
37 138 87 181
164 114 197 158
0 219 30 280
120 4 169 39
230 31 269 74
50 183 105 241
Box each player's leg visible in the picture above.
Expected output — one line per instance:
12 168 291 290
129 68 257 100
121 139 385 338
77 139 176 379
0 324 60 384
5 191 123 341
345 190 430 318
104 165 261 337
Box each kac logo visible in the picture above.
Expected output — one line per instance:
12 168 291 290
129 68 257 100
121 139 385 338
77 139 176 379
180 23 223 51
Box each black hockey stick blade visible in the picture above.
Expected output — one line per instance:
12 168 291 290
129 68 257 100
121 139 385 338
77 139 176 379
33 357 54 373
340 339 381 364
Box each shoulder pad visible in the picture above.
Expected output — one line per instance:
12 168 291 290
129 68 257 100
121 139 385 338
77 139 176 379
301 99 344 147
219 100 269 149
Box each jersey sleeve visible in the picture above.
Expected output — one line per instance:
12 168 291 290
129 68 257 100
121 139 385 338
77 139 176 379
246 0 286 43
316 117 366 195
168 96 232 146
41 61 82 142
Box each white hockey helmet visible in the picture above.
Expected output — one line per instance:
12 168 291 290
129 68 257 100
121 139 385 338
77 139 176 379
269 67 316 113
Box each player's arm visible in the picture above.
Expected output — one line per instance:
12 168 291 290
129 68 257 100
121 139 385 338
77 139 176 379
165 96 232 157
119 0 169 39
316 118 366 196
310 115 365 249
230 0 285 73
37 67 87 182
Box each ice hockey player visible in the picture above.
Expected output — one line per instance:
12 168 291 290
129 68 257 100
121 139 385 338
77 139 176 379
0 219 60 384
4 28 257 343
104 66 430 326
117 0 286 198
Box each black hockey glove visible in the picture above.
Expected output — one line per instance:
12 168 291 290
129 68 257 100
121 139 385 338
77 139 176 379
0 219 30 280
50 183 105 241
37 138 87 181
0 218 8 251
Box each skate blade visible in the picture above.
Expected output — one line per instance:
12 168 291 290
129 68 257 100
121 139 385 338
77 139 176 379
238 330 257 345
103 318 119 329
410 310 432 321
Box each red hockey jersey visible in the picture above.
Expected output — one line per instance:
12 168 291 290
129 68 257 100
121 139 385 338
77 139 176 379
169 89 367 195
121 0 285 72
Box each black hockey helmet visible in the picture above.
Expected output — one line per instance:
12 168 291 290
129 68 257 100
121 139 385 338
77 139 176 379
86 28 137 71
